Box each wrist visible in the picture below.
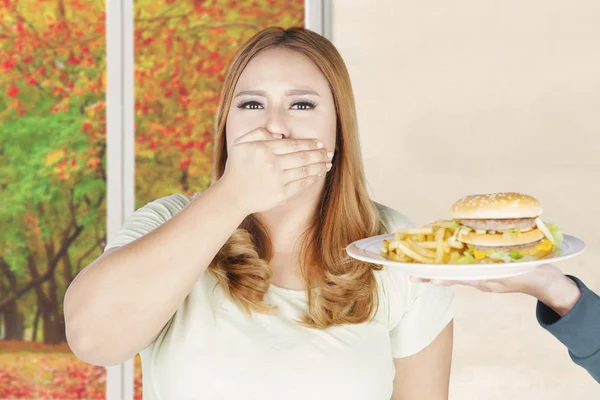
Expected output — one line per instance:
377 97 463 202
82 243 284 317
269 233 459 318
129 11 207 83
533 271 581 317
212 175 251 220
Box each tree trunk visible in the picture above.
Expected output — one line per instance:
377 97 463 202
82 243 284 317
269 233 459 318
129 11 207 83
2 301 24 340
32 304 41 341
0 258 24 339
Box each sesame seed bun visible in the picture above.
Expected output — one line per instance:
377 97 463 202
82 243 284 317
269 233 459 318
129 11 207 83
451 192 542 219
458 228 545 247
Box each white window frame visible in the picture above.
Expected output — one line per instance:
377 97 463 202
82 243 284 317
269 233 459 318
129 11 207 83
105 0 330 398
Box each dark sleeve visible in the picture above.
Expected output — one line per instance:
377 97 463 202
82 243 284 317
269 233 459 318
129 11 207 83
536 275 600 383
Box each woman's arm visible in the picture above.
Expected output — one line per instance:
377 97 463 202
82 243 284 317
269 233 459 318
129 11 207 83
392 320 454 400
64 178 246 367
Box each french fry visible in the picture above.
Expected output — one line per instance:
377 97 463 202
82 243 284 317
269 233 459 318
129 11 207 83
426 220 458 229
398 251 411 262
416 241 438 249
389 241 401 252
406 238 437 258
395 241 436 264
449 251 460 263
447 238 465 249
396 227 434 235
435 228 446 263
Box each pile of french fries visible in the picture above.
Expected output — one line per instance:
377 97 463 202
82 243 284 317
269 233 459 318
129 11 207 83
381 220 466 264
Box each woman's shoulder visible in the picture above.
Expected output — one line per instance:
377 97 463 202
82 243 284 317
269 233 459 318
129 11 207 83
103 192 201 251
370 202 454 329
372 201 416 232
141 192 201 216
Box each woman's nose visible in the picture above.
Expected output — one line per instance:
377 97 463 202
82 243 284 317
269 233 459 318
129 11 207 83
264 107 288 137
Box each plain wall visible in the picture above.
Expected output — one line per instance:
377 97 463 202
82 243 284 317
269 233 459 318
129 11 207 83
332 1 600 399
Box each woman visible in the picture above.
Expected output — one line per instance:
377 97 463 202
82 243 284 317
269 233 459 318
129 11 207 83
64 27 454 400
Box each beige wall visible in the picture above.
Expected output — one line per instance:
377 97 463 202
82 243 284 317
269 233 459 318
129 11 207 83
332 1 600 399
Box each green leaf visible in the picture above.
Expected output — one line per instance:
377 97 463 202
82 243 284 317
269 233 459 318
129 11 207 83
503 229 522 239
509 250 524 260
546 223 564 245
456 253 476 264
487 250 513 263
74 179 105 202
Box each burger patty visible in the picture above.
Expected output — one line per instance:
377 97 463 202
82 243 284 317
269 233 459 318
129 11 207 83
460 218 537 232
473 239 542 252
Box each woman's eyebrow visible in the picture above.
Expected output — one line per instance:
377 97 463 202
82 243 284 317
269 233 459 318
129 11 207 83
285 89 320 96
234 90 265 98
234 89 320 98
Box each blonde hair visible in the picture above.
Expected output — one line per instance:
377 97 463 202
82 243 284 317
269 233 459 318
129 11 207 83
207 27 387 329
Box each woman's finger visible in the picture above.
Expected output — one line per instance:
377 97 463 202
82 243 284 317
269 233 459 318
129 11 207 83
278 149 332 170
233 128 281 144
265 138 325 155
282 162 331 183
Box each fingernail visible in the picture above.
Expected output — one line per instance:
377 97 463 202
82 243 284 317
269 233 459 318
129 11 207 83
316 141 324 148
272 134 283 139
327 151 334 159
326 162 333 170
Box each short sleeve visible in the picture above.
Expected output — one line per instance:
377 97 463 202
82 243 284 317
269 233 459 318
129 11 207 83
388 275 455 358
375 201 455 358
104 193 196 252
374 201 416 231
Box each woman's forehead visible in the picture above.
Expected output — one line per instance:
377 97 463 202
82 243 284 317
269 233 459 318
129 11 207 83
235 48 329 92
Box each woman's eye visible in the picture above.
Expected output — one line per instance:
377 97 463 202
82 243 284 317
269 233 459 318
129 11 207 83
290 101 317 110
237 100 317 110
238 101 263 110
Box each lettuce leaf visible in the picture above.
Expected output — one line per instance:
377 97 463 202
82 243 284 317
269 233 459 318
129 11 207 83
487 250 513 263
508 250 524 260
463 244 475 255
485 249 524 263
546 223 564 245
456 253 476 264
520 255 539 262
503 229 521 239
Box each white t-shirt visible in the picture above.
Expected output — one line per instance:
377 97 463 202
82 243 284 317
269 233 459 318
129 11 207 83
104 193 455 400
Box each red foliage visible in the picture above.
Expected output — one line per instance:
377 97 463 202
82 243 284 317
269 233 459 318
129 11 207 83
179 158 191 169
7 84 19 98
2 60 15 71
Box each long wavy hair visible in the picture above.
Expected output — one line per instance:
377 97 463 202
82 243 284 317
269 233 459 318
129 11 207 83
207 27 387 329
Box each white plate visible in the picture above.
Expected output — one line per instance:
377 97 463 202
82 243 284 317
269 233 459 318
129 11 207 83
346 234 586 280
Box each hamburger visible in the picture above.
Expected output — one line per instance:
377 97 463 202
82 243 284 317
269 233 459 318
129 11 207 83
450 192 563 263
